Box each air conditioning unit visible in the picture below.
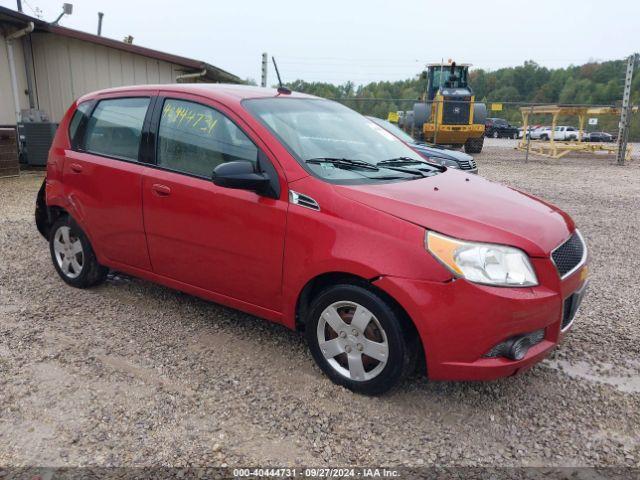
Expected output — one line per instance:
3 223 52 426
18 109 57 167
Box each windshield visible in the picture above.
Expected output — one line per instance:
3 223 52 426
243 98 431 184
366 116 416 144
432 66 468 89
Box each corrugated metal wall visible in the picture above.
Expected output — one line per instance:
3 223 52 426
30 33 182 121
0 31 188 124
0 35 30 124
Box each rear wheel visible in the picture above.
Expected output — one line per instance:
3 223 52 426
492 131 499 139
464 136 484 154
305 284 418 395
512 132 518 139
49 216 108 288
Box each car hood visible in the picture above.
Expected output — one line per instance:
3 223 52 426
411 143 472 162
334 170 574 257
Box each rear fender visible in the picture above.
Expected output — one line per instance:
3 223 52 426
35 179 50 239
37 177 91 243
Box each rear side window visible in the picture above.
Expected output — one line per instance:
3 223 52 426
68 102 92 148
84 97 150 161
156 99 258 178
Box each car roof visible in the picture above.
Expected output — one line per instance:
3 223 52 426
78 83 319 104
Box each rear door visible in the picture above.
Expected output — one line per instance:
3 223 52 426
140 94 288 311
62 94 153 270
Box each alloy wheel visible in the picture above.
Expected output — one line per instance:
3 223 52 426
316 301 389 381
53 226 84 279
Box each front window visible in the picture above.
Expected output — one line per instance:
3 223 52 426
432 66 468 89
243 98 434 184
157 99 257 178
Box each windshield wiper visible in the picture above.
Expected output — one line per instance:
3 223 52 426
377 157 427 166
377 157 435 177
305 157 379 171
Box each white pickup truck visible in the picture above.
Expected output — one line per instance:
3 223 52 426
539 126 583 141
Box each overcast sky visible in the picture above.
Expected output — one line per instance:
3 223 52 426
2 0 638 85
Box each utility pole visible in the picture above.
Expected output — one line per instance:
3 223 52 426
261 52 268 87
16 0 22 12
617 53 637 165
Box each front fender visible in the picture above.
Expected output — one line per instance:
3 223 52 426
280 177 453 328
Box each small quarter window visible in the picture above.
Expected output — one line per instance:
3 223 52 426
84 97 150 161
157 99 258 178
68 102 92 149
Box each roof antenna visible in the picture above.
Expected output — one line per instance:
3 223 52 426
271 56 291 95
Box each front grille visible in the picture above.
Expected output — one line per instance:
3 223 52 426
442 96 470 125
552 232 585 278
457 158 477 170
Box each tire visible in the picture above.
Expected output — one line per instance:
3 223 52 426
305 284 418 395
540 134 549 141
512 132 518 139
464 136 484 154
492 131 499 139
49 216 108 288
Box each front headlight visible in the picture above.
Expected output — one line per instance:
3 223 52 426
426 231 538 287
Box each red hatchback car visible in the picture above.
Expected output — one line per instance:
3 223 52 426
36 84 589 394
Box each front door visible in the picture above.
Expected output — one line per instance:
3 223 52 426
141 96 288 312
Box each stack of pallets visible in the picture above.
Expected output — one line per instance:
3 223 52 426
0 128 19 178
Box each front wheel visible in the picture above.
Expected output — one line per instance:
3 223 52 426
512 132 518 139
50 216 108 288
492 131 499 139
305 284 418 395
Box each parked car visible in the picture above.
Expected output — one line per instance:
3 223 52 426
36 85 589 395
529 126 552 140
585 131 614 142
536 126 582 141
484 118 519 139
518 125 540 138
366 116 478 174
518 126 536 139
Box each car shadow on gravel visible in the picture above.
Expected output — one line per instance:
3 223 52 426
99 271 562 408
96 269 638 452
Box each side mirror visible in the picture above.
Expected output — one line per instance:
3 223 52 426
212 161 271 195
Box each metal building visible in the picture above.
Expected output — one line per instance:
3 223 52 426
0 5 241 170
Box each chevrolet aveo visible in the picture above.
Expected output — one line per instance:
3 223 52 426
36 84 589 394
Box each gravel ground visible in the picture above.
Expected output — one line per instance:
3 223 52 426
0 146 639 470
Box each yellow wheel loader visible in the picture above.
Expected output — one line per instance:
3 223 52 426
404 62 486 153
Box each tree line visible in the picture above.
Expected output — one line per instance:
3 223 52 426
280 59 639 138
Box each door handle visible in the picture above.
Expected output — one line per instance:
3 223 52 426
151 183 171 196
69 163 83 173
